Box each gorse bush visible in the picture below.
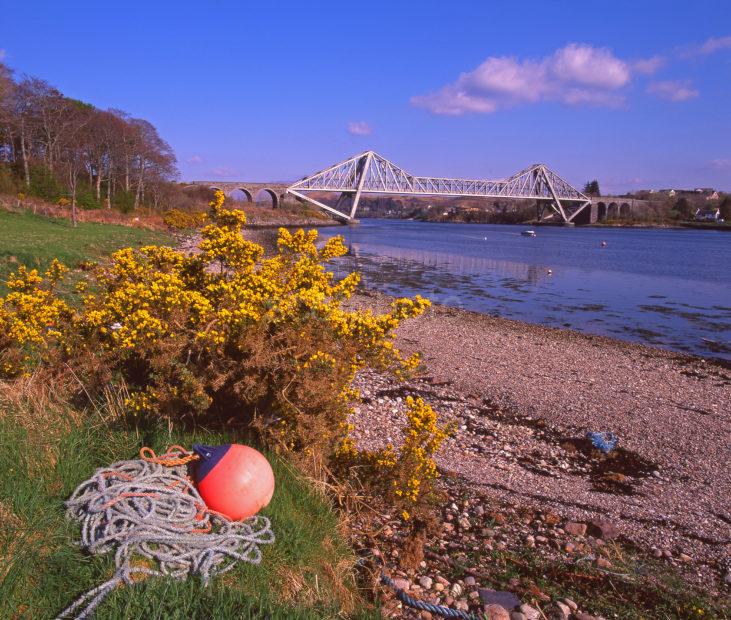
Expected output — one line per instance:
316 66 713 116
162 208 208 230
338 396 452 520
0 191 433 472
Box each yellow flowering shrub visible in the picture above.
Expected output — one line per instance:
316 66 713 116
0 191 431 465
0 261 72 377
162 208 208 230
337 396 452 519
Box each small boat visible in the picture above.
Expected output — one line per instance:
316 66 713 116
521 230 536 237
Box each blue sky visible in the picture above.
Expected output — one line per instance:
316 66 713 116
1 0 730 193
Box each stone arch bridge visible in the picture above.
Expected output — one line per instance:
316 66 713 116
585 197 649 223
186 182 289 209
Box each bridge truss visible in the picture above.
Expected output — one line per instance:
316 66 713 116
287 151 590 223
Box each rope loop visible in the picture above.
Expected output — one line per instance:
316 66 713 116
139 444 200 467
57 448 275 619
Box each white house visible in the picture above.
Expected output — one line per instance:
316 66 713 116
694 207 721 222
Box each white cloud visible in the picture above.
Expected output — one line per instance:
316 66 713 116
632 55 664 75
710 158 731 170
698 35 731 55
347 121 373 136
186 155 203 164
411 43 634 115
209 166 238 178
647 80 699 102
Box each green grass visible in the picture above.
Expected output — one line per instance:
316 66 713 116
0 407 373 619
0 210 172 292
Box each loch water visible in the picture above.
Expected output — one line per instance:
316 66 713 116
317 219 731 360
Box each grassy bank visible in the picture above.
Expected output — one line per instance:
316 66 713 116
0 386 372 618
0 210 172 292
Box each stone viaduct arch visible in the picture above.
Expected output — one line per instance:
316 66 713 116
186 182 287 209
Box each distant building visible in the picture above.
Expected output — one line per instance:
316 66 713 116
694 207 721 222
705 191 720 201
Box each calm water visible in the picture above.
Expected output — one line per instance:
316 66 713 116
317 220 731 360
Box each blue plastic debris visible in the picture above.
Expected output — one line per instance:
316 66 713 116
587 431 618 454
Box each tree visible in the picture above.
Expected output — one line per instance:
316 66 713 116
674 197 693 220
719 196 731 221
583 180 601 196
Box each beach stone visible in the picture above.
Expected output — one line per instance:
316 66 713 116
550 601 571 619
464 575 476 586
484 604 510 620
596 557 612 569
575 615 604 620
588 519 619 540
418 575 433 589
451 583 463 597
510 613 527 620
393 577 410 591
565 522 587 536
479 589 521 609
458 517 471 530
563 597 578 611
518 604 541 620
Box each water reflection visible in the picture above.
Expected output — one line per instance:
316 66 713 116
319 220 731 360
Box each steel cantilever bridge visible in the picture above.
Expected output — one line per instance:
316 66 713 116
286 150 591 223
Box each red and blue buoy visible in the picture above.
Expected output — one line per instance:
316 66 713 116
192 443 275 520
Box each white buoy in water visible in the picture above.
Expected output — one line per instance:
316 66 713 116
547 269 553 275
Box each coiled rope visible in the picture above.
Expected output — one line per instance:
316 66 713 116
380 574 478 619
57 446 275 619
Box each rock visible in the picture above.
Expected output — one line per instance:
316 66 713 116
455 599 469 611
434 582 445 592
436 575 450 586
525 535 536 548
652 548 663 558
535 535 548 544
550 601 571 619
565 522 587 536
451 583 463 597
392 577 410 591
458 517 471 530
564 543 575 553
419 612 432 620
587 519 619 540
443 522 455 533
563 598 578 611
724 570 731 585
464 576 476 586
469 590 480 600
510 613 527 620
484 604 511 620
596 557 612 569
418 576 433 589
679 553 692 562
518 604 541 620
478 589 521 609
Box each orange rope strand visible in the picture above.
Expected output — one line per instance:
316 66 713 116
139 445 200 467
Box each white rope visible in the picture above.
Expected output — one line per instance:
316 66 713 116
57 456 275 619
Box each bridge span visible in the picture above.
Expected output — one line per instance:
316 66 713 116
190 151 643 224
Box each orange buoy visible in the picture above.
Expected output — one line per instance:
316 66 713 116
192 443 274 520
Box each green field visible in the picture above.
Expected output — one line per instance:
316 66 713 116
0 210 173 291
